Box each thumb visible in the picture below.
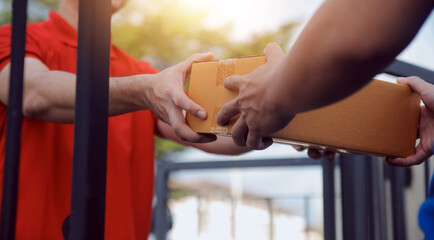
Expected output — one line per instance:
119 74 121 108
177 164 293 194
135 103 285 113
397 76 433 96
178 52 215 82
397 76 434 106
183 52 214 69
263 42 284 64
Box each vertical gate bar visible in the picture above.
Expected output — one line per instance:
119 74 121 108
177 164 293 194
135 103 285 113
69 0 112 239
366 157 381 240
322 159 336 240
155 164 169 240
340 155 369 240
368 159 388 240
0 0 28 239
390 167 407 240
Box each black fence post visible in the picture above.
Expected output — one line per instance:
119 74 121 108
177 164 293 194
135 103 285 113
68 0 112 239
155 163 169 240
0 0 28 239
367 158 388 240
389 166 407 240
340 155 369 240
322 159 336 240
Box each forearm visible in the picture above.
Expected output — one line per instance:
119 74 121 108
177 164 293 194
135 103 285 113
0 58 153 123
27 74 149 123
269 0 433 115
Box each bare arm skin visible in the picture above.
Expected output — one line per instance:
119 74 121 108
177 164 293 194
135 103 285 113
217 0 434 150
0 53 216 143
156 119 251 155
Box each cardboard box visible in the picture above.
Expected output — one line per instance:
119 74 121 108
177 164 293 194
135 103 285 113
186 56 421 157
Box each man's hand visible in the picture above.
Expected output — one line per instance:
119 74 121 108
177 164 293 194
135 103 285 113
145 53 217 143
216 43 292 150
386 77 434 166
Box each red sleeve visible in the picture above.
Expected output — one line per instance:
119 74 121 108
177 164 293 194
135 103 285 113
137 60 159 75
0 24 45 71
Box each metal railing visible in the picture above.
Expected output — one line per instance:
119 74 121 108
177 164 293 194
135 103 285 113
154 155 415 240
1 0 434 239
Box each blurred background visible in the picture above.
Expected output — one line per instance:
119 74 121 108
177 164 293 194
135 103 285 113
1 1 433 239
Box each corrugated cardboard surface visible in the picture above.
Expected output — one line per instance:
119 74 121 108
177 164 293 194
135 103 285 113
186 56 421 157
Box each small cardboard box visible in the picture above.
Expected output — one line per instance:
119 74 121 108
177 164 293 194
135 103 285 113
186 56 421 157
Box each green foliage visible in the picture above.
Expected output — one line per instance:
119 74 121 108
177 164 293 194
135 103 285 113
169 188 196 201
0 0 59 25
154 136 185 159
33 0 59 8
112 0 232 68
0 10 11 26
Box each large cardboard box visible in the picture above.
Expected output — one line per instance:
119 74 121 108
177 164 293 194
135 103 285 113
186 56 421 157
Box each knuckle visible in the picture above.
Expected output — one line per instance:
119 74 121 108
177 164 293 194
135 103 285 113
174 127 187 141
163 88 172 98
219 109 230 119
232 135 245 146
249 125 260 133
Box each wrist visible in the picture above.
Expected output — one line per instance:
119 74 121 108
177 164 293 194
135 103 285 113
264 86 295 124
264 65 297 122
136 74 154 111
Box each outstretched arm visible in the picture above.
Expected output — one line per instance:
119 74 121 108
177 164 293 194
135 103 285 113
217 0 434 149
0 53 215 143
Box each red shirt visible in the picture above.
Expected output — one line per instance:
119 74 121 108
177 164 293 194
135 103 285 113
0 11 158 239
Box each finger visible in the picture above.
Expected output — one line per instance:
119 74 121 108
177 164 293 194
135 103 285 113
180 52 214 74
293 145 305 151
247 131 273 150
246 130 260 149
179 52 215 79
183 52 214 68
261 137 274 150
397 76 434 96
175 123 217 143
384 157 399 167
386 148 431 166
217 99 240 126
246 130 262 150
169 108 216 143
231 117 249 147
173 92 207 120
263 42 284 64
324 150 337 161
197 133 218 143
223 75 244 91
307 148 323 160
